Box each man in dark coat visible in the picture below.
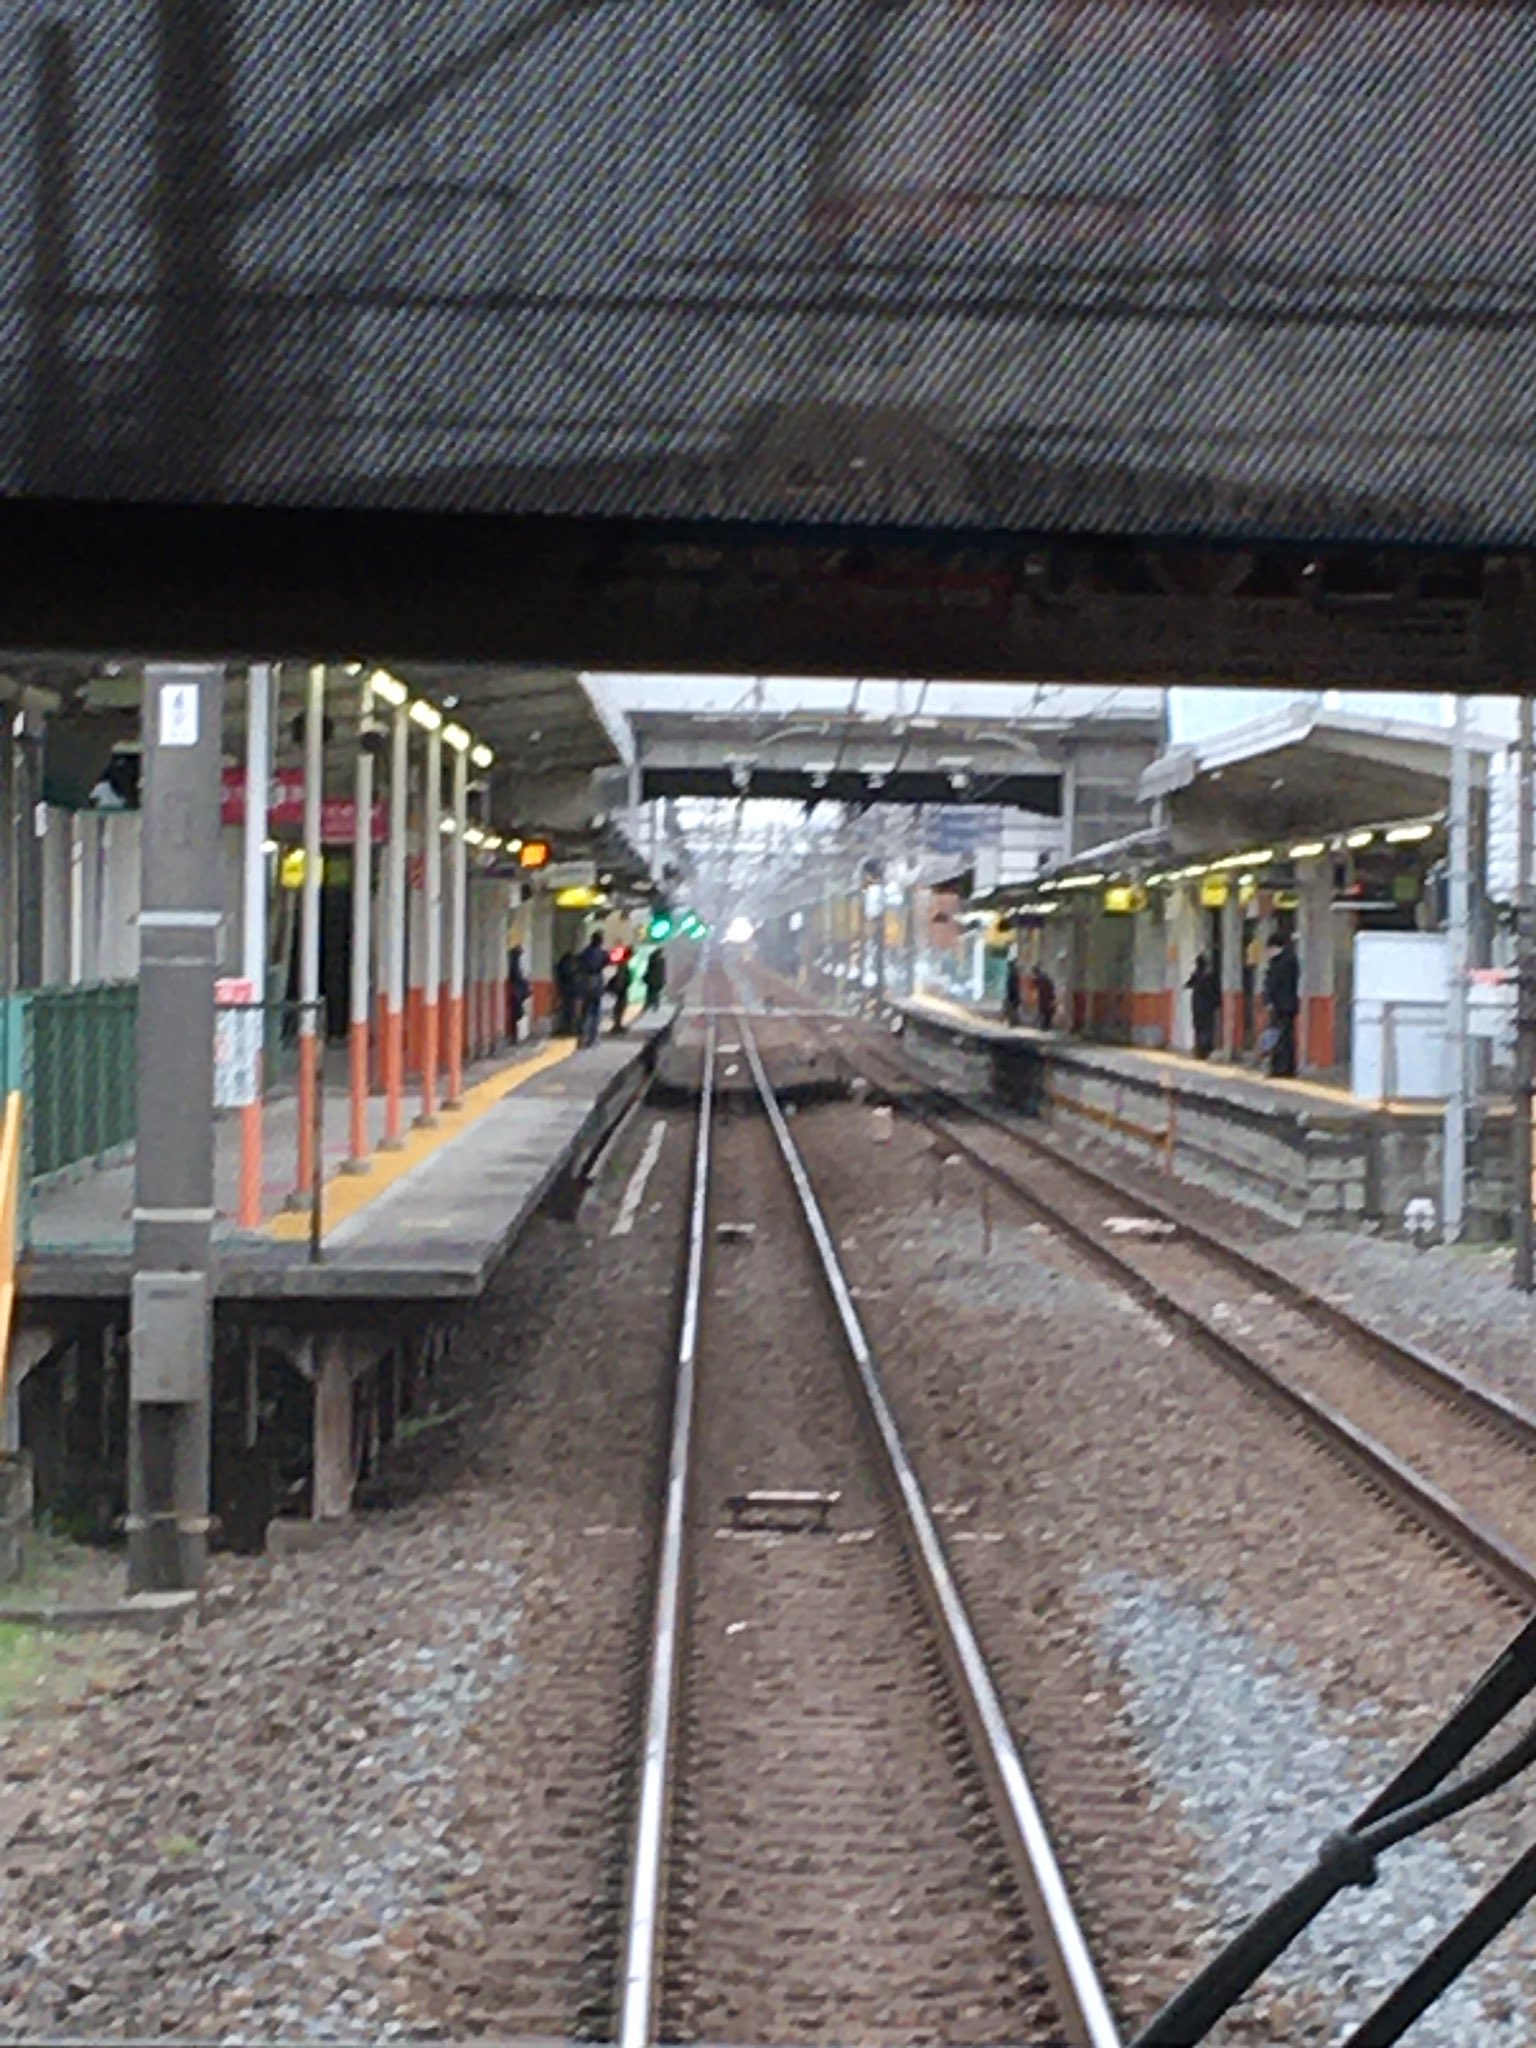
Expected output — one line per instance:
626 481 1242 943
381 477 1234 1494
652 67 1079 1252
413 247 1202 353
1003 956 1022 1028
644 947 667 1013
1185 951 1220 1058
554 950 579 1038
506 943 531 1044
1034 967 1057 1032
1263 934 1301 1077
575 932 609 1048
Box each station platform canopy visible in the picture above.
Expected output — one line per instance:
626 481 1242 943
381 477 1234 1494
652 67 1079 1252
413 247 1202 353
1140 705 1498 859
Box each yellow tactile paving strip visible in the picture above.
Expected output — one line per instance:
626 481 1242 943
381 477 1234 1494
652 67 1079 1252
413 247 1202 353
267 1039 578 1242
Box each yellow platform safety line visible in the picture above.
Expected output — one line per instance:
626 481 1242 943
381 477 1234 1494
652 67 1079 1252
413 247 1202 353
0 1091 21 1406
267 1039 578 1242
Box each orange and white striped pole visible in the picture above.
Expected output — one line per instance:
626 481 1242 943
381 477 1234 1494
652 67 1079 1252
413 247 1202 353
417 710 443 1126
444 726 469 1108
295 661 326 1203
376 674 409 1148
346 672 376 1170
237 662 274 1228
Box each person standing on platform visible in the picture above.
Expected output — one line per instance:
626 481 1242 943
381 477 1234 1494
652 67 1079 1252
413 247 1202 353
554 949 579 1038
506 943 531 1044
1003 955 1022 1028
1035 967 1057 1032
609 948 632 1035
1263 933 1301 1078
644 946 667 1013
1185 952 1220 1059
576 932 609 1048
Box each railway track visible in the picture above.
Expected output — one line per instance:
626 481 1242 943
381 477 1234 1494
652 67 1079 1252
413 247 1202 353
772 977 1536 1611
617 1002 1121 2048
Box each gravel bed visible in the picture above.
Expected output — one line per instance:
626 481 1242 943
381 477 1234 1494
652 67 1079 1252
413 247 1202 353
789 1085 1534 2042
1097 1570 1530 2047
0 1098 695 2044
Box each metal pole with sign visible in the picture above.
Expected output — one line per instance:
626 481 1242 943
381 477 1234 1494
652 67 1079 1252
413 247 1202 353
128 662 225 1595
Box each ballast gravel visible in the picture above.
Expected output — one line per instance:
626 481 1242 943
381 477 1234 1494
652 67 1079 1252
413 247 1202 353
1096 1570 1531 2048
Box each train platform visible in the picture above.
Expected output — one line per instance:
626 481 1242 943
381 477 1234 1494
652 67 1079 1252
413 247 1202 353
19 1011 675 1313
894 992 1514 1237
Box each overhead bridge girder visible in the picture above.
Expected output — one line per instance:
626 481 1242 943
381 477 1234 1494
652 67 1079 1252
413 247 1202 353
639 766 1062 811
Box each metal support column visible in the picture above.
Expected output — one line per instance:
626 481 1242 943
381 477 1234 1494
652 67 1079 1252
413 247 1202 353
15 709 44 991
295 664 325 1204
128 661 225 1594
446 736 469 1107
1517 694 1535 1290
237 662 272 1229
0 710 14 996
418 722 443 1126
1444 697 1471 1242
382 689 408 1148
347 675 375 1168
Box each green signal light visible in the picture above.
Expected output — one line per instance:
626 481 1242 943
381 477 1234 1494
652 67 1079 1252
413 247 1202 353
648 914 674 941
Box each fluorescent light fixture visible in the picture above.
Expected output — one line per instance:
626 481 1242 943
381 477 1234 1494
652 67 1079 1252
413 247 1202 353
1213 848 1274 871
1346 829 1375 850
439 816 455 836
409 699 443 731
508 837 524 854
471 744 494 770
1385 823 1434 844
262 838 279 856
1289 841 1327 860
370 670 408 709
483 834 503 852
463 827 485 847
442 723 472 754
1058 872 1107 890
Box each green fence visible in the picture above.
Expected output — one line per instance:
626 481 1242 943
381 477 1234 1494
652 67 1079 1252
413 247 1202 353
6 983 139 1186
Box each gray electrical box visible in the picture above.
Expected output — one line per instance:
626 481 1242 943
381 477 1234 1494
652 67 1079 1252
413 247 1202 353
129 1273 210 1404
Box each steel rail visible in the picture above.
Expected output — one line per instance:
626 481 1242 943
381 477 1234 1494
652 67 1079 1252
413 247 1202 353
862 1058 1536 1610
617 1017 716 2048
928 1077 1536 1463
736 1007 1123 2048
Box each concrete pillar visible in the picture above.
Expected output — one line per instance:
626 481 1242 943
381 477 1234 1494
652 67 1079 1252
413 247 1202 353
1296 859 1336 1071
312 1337 357 1522
446 737 468 1106
128 661 225 1594
527 886 555 1025
294 663 325 1204
1220 887 1243 1058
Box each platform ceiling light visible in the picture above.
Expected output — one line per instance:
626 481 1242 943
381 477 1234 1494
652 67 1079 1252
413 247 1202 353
463 826 486 847
439 816 456 836
369 670 408 709
507 837 524 855
483 834 504 852
1213 848 1274 871
1057 872 1107 890
1289 841 1327 860
1385 822 1435 844
1346 829 1375 850
409 699 443 731
442 722 472 754
471 744 494 771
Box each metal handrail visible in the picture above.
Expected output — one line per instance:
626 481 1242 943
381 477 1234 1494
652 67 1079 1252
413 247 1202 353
617 1017 716 2048
0 1091 22 1411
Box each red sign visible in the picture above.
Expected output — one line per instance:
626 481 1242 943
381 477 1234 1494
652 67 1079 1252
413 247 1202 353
222 769 387 844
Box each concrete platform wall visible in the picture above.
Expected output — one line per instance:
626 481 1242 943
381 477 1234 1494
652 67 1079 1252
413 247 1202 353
897 1003 1514 1240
